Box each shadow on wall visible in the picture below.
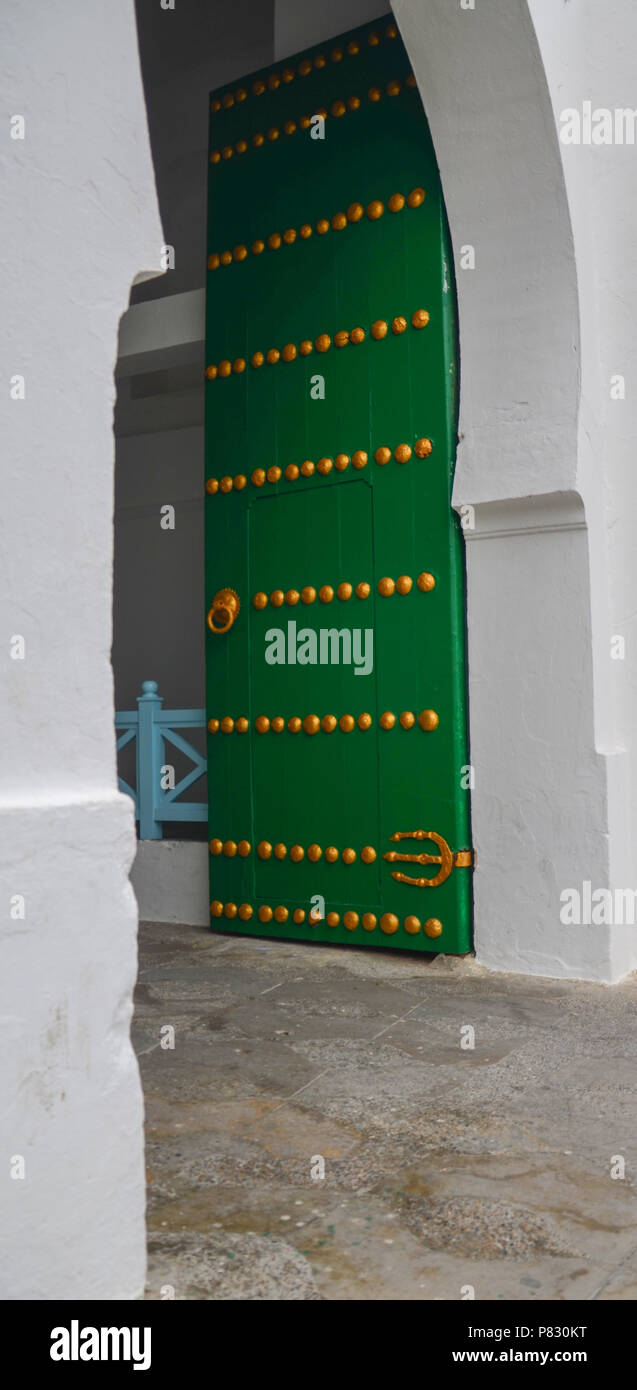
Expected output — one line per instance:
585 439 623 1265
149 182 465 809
132 0 275 304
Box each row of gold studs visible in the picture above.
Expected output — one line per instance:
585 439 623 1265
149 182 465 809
210 24 400 112
209 839 377 863
210 74 417 163
210 900 443 937
252 574 435 608
207 189 425 270
207 710 440 734
205 438 433 493
205 309 429 381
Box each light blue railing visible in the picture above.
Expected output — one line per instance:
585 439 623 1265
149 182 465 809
116 680 207 839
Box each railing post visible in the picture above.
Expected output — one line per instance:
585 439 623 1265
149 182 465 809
136 680 163 840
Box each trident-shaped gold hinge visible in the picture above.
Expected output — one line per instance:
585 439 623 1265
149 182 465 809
385 830 474 888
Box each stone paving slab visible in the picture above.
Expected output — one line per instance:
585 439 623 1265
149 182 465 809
136 921 637 1301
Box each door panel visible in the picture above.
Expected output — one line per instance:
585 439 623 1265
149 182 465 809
205 15 473 951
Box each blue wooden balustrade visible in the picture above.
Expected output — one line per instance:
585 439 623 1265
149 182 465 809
116 680 207 839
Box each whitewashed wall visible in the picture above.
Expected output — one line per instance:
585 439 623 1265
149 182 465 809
0 0 162 1300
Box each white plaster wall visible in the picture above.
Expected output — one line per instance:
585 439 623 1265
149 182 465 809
132 841 209 927
0 0 162 1299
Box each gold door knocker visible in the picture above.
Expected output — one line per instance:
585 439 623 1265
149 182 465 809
207 588 240 634
385 830 473 887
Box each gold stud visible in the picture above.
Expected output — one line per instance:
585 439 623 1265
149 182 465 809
334 453 349 471
331 46 343 61
211 97 221 112
331 101 346 119
319 585 334 603
380 711 396 730
237 840 251 856
220 716 234 733
339 714 355 733
315 106 328 119
424 918 443 939
348 95 361 110
222 145 233 160
209 838 223 855
308 907 322 925
253 79 265 94
377 577 395 596
299 339 313 355
419 709 439 731
358 713 372 731
208 253 220 271
258 905 273 923
386 79 401 96
303 714 320 735
271 716 285 733
347 202 364 222
417 572 436 592
392 316 407 336
352 450 368 470
400 710 415 729
283 228 296 245
270 589 285 607
273 843 287 860
235 717 249 734
257 841 272 859
325 846 339 863
293 909 306 924
284 120 296 136
342 847 356 864
252 133 264 148
356 581 370 599
255 715 270 733
298 58 311 75
299 115 311 129
411 309 430 329
288 716 302 733
368 86 382 102
327 911 340 927
407 186 426 208
414 437 433 458
386 22 398 37
321 714 337 733
301 460 315 477
343 911 359 930
290 844 305 862
219 476 233 493
301 586 316 604
388 193 405 213
285 589 300 605
368 30 380 45
315 333 331 352
282 67 295 83
314 52 326 67
251 352 264 369
317 457 333 475
224 902 237 918
238 903 253 921
371 320 388 340
236 86 247 101
299 224 312 240
367 200 384 220
252 241 265 257
404 916 421 935
218 360 231 377
374 446 391 466
251 469 266 488
233 474 247 489
266 348 280 365
334 330 349 348
210 900 223 918
396 575 413 595
362 913 377 931
347 40 359 54
233 244 247 262
268 232 282 252
274 905 289 923
282 344 297 363
350 326 365 344
236 139 248 155
380 913 399 934
308 843 322 862
337 582 352 600
207 718 219 734
267 465 281 482
316 219 330 236
205 365 218 381
206 478 219 494
210 151 221 164
267 127 280 142
361 846 376 863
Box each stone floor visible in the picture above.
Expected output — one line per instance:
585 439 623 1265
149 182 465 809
135 920 637 1301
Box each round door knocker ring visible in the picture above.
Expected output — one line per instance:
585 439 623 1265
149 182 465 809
207 587 240 634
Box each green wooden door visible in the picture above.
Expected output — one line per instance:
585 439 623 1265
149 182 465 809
205 14 473 953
